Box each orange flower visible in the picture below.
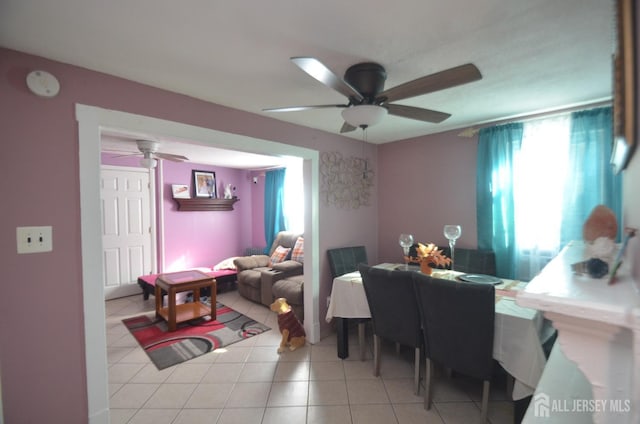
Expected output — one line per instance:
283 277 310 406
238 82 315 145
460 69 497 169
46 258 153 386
406 242 451 267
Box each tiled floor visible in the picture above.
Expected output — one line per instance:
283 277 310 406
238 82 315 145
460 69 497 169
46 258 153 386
106 290 515 424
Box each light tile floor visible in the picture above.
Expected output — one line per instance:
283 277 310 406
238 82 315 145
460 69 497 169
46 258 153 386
106 290 515 424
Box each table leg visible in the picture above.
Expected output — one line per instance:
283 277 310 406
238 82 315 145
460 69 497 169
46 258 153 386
210 280 217 320
337 317 349 359
193 287 200 303
154 285 161 319
168 288 176 332
358 321 366 361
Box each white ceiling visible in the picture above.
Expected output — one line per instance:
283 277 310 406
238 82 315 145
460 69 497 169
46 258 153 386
100 130 294 170
1 0 614 151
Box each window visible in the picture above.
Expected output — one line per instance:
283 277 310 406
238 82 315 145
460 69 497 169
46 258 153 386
513 116 571 275
283 157 304 234
477 107 621 281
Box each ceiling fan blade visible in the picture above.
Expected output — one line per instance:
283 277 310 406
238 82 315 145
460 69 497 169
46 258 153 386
111 152 141 159
386 104 451 123
379 63 482 103
263 104 347 113
340 122 357 133
291 57 364 102
155 152 189 162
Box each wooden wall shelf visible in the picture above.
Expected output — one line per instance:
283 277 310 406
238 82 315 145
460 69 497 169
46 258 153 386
175 197 239 211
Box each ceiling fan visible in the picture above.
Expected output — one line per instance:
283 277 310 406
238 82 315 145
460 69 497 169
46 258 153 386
117 139 189 168
264 57 482 133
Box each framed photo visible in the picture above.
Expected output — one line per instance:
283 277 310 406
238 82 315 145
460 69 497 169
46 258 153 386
193 170 216 198
611 0 637 174
171 184 190 199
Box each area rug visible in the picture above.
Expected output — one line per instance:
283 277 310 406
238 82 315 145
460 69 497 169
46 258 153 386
123 302 270 369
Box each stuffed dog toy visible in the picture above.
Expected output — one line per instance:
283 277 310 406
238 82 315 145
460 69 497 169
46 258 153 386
270 297 306 353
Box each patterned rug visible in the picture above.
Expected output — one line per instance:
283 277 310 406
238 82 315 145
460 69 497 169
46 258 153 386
123 301 270 369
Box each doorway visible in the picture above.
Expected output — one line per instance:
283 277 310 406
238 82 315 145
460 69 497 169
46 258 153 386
77 104 320 423
100 165 156 300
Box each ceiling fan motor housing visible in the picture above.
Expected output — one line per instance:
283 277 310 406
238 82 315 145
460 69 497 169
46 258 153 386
344 63 387 104
136 139 159 153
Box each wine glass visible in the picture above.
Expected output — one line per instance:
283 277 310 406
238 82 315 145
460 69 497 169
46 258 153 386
443 225 462 270
399 233 414 269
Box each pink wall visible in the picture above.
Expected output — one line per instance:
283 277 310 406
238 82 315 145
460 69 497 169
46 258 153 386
160 161 252 269
377 129 479 263
101 154 260 269
1 48 378 423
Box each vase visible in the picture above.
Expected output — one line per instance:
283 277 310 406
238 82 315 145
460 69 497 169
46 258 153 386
420 261 433 275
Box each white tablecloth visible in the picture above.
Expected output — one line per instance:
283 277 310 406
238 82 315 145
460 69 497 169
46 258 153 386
325 265 549 400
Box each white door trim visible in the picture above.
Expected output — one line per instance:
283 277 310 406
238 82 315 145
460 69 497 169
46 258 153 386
76 104 320 424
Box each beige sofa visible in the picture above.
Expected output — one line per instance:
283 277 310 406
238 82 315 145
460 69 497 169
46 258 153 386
234 231 304 319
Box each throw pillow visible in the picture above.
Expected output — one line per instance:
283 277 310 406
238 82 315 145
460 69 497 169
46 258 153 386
213 257 238 271
291 236 304 263
270 245 291 264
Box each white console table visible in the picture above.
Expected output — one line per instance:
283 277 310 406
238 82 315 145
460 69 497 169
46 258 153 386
517 241 640 424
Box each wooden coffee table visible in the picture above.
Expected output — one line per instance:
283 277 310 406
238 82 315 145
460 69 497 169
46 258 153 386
154 270 217 331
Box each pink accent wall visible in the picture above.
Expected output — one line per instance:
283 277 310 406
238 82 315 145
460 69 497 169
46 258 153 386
377 129 479 263
101 153 260 269
160 161 252 270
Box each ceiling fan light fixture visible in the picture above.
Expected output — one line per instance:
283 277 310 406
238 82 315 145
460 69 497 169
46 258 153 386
140 157 157 169
341 105 387 128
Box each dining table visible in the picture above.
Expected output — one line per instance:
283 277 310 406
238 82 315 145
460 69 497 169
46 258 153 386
325 263 552 400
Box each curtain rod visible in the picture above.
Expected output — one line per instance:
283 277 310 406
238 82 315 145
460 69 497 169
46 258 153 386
457 99 611 138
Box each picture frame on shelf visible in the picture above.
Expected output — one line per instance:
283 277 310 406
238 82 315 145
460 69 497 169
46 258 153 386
193 170 216 198
611 0 637 174
171 184 190 199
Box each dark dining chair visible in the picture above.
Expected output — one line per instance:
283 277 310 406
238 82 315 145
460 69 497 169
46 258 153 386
327 246 369 360
359 264 422 395
413 272 495 423
327 246 368 278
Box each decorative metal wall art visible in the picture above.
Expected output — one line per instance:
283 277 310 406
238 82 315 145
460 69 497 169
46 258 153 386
320 151 374 209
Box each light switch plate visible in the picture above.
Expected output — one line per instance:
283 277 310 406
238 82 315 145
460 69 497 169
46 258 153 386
17 226 53 254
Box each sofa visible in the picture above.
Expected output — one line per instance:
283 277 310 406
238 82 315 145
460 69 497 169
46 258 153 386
234 231 305 320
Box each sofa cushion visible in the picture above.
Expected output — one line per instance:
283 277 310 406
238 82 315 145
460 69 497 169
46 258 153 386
234 255 269 272
237 267 270 289
271 260 303 273
272 276 304 305
291 236 304 263
267 231 303 256
270 246 291 264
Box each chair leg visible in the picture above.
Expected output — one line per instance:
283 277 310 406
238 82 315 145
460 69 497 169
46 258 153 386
358 321 366 361
480 380 490 424
424 357 433 410
506 374 514 401
413 347 421 396
373 334 381 377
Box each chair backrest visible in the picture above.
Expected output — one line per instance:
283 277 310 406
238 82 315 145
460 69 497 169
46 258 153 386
413 272 495 381
359 264 422 348
440 247 497 276
268 231 303 256
327 246 368 278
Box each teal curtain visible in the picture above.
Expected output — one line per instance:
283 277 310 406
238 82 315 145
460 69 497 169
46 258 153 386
476 123 524 279
560 107 622 244
264 168 287 253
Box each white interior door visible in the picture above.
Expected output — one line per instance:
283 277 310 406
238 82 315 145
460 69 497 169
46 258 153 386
101 166 154 300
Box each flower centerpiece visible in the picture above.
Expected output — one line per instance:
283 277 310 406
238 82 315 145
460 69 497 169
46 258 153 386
405 242 451 275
